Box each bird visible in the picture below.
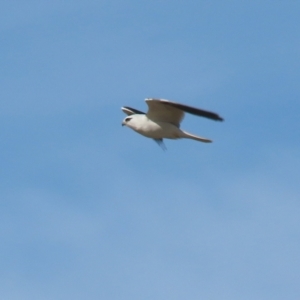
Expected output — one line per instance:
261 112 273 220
121 98 223 149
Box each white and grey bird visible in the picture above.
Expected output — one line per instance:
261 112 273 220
121 98 223 148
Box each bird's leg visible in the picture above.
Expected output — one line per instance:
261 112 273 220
153 139 167 151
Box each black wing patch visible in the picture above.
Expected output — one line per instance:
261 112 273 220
122 106 145 115
162 101 224 121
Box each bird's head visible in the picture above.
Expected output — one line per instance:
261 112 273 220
122 116 134 127
122 114 145 131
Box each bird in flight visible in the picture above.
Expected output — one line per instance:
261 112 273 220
121 98 223 149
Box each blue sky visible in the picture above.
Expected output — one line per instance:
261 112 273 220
1 1 300 299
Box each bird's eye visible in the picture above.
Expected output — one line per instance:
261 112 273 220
125 117 132 122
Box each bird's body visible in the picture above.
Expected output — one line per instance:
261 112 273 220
121 98 223 148
125 114 181 139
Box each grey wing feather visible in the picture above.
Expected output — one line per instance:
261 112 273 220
147 98 224 121
145 99 184 127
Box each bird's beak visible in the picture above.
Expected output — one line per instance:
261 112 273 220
121 121 125 127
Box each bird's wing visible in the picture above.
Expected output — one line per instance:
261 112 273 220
145 99 185 127
146 98 224 122
121 106 145 115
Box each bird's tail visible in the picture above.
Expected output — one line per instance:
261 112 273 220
181 130 212 143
